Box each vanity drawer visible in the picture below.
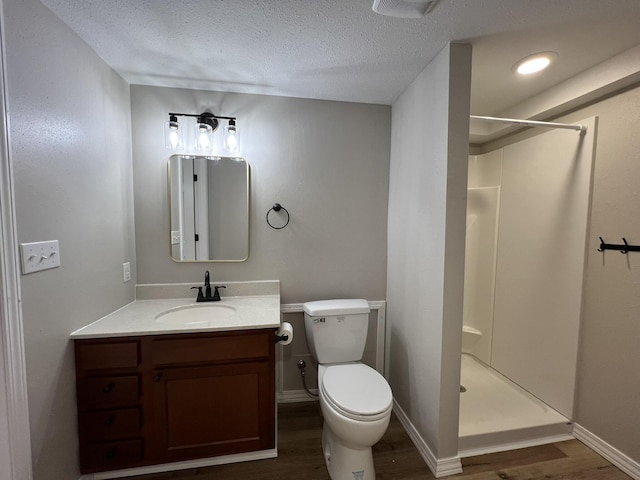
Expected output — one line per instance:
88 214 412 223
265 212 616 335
81 439 143 473
76 341 140 371
78 375 139 407
80 407 141 441
151 331 272 366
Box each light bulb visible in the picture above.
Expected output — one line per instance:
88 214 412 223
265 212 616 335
513 52 557 75
517 57 550 74
223 120 240 154
164 115 182 149
195 120 213 152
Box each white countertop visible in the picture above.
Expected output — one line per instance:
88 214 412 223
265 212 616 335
70 295 281 339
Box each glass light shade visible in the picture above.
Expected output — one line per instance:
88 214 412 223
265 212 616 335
164 118 182 149
195 121 213 152
223 122 240 154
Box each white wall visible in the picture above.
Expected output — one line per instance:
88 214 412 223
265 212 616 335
130 86 391 305
565 88 640 463
2 0 136 478
386 43 471 460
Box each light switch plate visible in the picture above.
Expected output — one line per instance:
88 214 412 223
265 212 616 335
20 240 61 274
171 230 181 245
122 262 131 282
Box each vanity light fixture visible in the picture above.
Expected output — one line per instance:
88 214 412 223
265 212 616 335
513 52 558 75
164 112 240 154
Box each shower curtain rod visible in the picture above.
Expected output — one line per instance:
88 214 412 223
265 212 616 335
470 115 587 133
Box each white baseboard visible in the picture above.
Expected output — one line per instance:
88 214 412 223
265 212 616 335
573 424 640 480
392 400 462 477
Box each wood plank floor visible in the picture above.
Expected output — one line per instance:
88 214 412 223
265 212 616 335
122 402 631 480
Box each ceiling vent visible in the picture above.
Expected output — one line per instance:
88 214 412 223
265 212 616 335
372 0 439 18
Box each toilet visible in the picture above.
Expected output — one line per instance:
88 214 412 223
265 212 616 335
303 299 393 480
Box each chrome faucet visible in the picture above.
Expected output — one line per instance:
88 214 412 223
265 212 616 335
191 270 225 302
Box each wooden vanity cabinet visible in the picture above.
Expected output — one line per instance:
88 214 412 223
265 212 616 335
74 339 144 473
74 329 275 474
150 331 276 462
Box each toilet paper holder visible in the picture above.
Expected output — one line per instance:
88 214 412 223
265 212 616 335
275 321 294 345
275 332 289 344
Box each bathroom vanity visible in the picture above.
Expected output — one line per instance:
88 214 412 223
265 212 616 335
71 283 280 476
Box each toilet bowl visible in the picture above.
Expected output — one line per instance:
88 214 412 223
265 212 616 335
319 363 392 480
303 299 393 480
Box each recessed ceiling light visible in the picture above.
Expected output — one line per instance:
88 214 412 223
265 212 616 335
513 52 558 75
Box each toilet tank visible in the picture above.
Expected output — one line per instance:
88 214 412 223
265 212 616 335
303 299 370 364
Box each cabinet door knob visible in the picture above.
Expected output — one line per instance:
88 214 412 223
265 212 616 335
153 373 163 383
106 447 117 460
102 383 115 393
104 416 115 426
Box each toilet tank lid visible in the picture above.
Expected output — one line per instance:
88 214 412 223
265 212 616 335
302 299 370 316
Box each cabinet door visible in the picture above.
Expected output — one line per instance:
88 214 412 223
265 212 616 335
151 361 275 462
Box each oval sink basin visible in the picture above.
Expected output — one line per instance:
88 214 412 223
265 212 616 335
155 304 236 327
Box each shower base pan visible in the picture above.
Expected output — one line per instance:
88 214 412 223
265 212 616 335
458 354 573 457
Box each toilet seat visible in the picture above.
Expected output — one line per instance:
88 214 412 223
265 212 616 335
321 363 392 422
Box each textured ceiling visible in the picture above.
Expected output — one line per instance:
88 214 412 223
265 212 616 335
38 0 640 114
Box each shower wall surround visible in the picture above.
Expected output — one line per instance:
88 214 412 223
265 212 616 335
463 150 502 364
464 117 597 418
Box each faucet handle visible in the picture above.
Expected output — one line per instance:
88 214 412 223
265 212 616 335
191 286 204 301
212 285 226 301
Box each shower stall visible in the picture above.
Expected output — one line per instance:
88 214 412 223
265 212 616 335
458 116 597 456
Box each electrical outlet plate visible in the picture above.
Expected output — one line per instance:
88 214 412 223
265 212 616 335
171 230 181 245
20 240 61 274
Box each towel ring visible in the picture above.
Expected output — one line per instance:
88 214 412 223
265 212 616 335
266 203 290 229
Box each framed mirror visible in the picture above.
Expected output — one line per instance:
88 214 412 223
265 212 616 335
169 155 249 262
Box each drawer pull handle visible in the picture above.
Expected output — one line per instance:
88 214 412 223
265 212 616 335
104 416 115 426
153 373 162 383
102 383 115 394
106 447 117 460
